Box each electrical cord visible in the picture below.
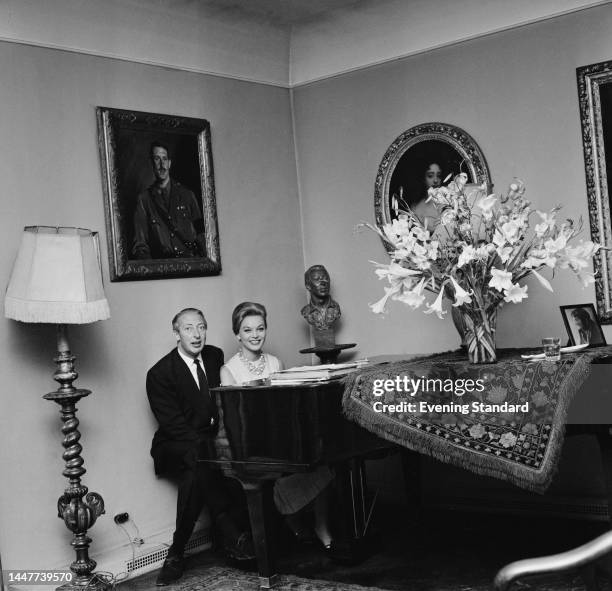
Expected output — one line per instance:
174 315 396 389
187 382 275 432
132 521 143 545
82 570 128 590
117 523 136 565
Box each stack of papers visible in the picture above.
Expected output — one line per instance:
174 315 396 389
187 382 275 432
269 359 369 385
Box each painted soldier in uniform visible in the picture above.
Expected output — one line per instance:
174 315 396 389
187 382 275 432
132 141 205 259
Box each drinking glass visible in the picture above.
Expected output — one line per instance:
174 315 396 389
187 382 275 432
542 337 561 361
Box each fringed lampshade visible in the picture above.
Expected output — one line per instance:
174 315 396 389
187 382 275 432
5 226 110 324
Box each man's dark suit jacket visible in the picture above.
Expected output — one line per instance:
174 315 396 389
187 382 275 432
147 345 223 475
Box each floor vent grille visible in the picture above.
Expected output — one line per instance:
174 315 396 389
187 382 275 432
126 529 212 573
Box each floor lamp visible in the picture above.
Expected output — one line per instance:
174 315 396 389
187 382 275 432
4 226 111 590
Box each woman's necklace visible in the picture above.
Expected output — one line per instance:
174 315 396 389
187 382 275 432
238 348 266 376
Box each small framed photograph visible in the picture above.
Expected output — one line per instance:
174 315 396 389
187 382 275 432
96 107 221 281
560 304 607 347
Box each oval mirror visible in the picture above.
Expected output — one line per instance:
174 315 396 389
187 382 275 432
374 122 492 228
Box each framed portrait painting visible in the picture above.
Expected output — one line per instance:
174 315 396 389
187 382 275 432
560 303 607 347
374 122 491 232
96 107 221 281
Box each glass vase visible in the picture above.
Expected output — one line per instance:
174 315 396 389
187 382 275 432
455 307 497 364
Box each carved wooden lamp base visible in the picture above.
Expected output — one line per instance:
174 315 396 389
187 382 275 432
43 325 110 591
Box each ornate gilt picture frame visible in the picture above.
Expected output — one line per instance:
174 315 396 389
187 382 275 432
577 60 612 323
96 107 221 281
374 122 491 229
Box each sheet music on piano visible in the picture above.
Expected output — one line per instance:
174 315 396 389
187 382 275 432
269 358 369 384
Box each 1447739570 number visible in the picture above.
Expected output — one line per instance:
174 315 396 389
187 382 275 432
3 571 73 585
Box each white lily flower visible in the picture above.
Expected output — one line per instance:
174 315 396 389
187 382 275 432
371 261 418 284
440 207 456 226
493 229 507 248
558 246 591 271
496 245 514 263
477 244 495 258
395 278 426 309
450 276 473 307
575 272 596 288
570 240 600 259
424 286 447 319
387 261 422 280
522 247 557 269
449 173 468 192
458 245 477 268
489 268 514 292
501 220 520 244
369 284 401 314
544 234 568 255
476 194 497 215
503 283 528 303
534 210 556 237
508 180 525 199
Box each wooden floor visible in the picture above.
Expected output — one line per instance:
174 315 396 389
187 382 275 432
119 504 611 591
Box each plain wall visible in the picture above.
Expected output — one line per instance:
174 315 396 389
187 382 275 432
0 42 304 569
292 3 612 359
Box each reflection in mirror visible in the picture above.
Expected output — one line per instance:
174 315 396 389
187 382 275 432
374 123 491 232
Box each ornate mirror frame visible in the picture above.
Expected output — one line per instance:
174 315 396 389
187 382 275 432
374 122 492 229
577 60 612 323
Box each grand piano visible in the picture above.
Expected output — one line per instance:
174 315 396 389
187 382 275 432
201 380 395 589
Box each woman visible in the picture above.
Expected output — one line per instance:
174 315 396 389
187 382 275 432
410 161 444 227
392 161 444 227
220 302 335 551
571 307 596 344
220 302 283 384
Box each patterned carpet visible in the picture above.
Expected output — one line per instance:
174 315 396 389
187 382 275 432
117 508 612 591
170 566 383 590
156 565 612 591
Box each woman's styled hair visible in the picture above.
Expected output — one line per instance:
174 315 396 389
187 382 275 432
571 307 593 326
231 301 267 334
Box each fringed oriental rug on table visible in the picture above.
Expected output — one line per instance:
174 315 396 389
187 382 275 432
342 347 612 493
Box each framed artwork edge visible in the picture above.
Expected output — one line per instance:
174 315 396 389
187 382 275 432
96 106 222 282
577 60 612 323
559 303 607 347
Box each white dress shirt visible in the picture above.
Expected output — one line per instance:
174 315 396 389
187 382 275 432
177 347 206 388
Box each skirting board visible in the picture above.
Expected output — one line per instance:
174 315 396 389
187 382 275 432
48 526 212 585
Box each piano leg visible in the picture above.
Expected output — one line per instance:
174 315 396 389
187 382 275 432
329 457 373 562
239 478 280 590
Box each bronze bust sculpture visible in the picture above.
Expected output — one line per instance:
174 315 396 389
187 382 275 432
300 265 355 363
300 265 341 331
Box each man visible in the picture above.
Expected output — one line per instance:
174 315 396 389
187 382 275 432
132 142 205 259
300 265 341 331
147 308 253 586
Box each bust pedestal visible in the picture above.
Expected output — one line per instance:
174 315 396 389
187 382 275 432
299 343 356 364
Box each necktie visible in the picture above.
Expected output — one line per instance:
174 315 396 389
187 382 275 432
194 358 216 426
193 358 207 390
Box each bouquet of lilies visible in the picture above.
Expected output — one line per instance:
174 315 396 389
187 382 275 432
363 173 602 362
